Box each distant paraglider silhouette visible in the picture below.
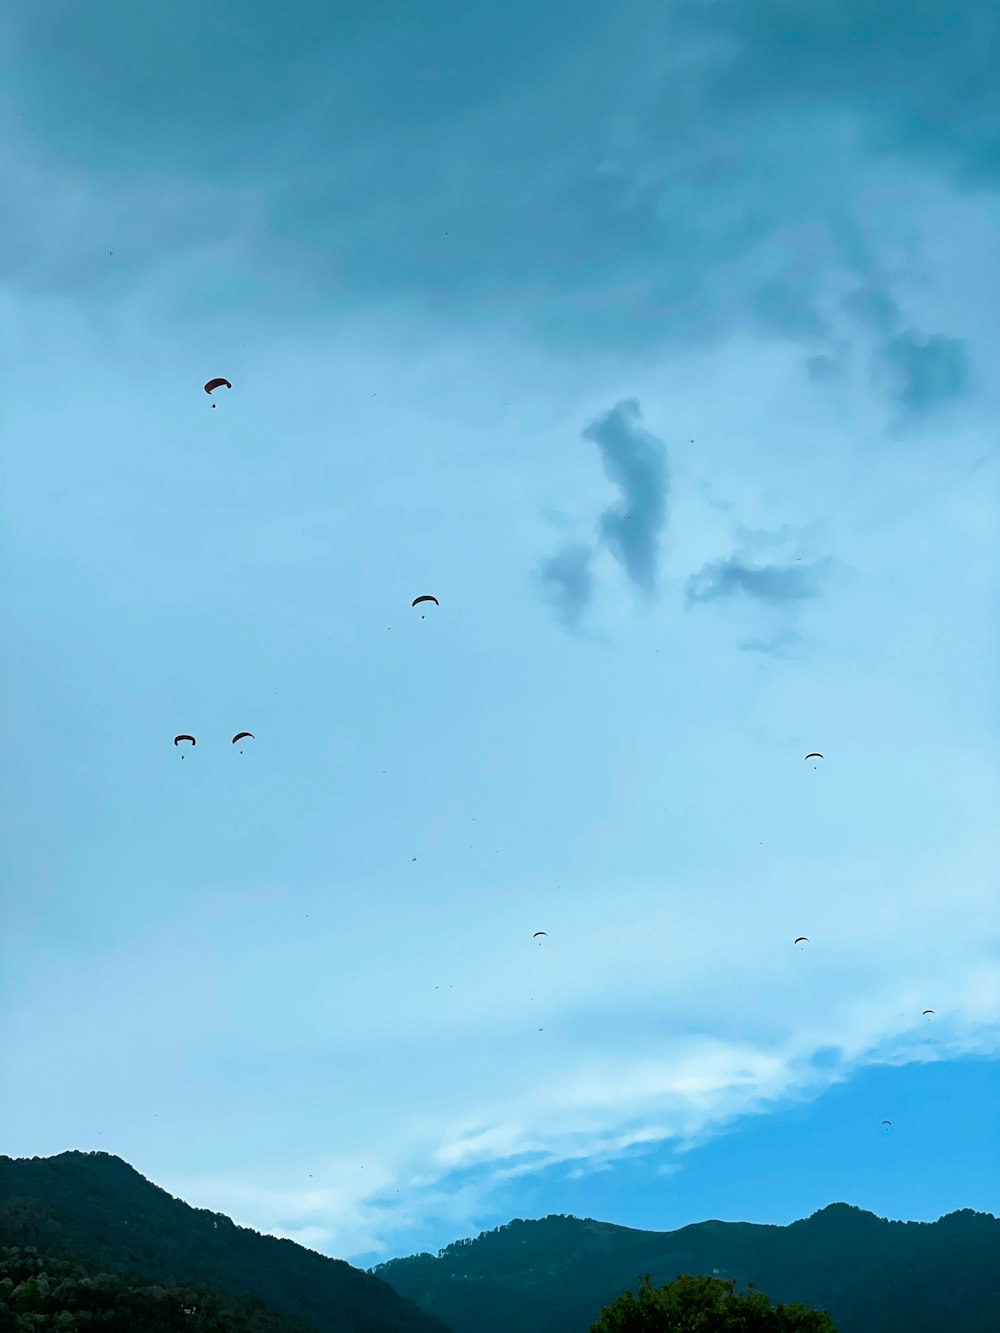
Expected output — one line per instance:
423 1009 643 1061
204 377 232 407
232 731 254 753
794 936 809 946
174 734 196 758
533 931 547 943
412 594 439 619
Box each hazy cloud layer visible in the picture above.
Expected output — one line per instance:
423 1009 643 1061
5 0 994 377
673 0 1000 191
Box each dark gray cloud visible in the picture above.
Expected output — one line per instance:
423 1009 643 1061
6 0 995 368
584 400 669 598
673 0 1000 191
873 328 971 416
685 556 828 606
536 542 595 627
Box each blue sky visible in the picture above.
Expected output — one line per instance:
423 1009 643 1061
1 0 998 1268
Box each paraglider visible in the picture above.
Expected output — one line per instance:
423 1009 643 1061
232 731 254 753
881 1120 892 1129
805 752 823 766
923 1009 935 1017
794 936 809 945
533 931 547 940
412 594 439 619
174 734 195 758
204 377 232 406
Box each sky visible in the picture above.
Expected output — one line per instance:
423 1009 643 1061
1 0 998 1271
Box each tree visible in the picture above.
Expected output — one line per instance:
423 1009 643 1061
589 1272 839 1332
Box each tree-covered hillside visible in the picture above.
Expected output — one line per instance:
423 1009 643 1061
0 1153 451 1333
0 1244 312 1333
370 1204 1000 1333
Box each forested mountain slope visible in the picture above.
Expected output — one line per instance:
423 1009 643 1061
0 1152 452 1333
370 1204 1000 1333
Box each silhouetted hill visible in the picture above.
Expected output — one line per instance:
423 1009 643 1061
369 1203 1000 1333
0 1151 452 1333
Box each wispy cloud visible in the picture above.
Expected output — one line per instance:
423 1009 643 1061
536 542 595 628
804 350 848 383
685 556 830 606
738 629 802 658
842 285 901 333
751 278 829 341
536 400 669 627
585 400 669 599
873 328 971 418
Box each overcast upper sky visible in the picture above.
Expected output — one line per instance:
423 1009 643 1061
1 0 998 1269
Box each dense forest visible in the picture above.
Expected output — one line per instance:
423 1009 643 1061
0 1243 311 1333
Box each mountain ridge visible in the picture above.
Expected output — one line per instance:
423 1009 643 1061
4 1151 997 1333
0 1151 452 1333
369 1202 1000 1333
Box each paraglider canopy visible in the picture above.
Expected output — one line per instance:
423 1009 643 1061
794 936 809 944
922 1009 935 1016
881 1120 892 1127
232 732 254 744
173 734 196 746
804 752 824 760
204 377 231 406
533 931 547 939
412 595 439 607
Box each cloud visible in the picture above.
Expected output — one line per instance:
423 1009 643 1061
685 556 829 606
873 328 971 416
841 285 901 333
673 0 1000 192
6 0 997 379
584 400 669 598
738 629 802 658
804 352 847 382
751 278 829 341
698 481 736 512
536 542 595 627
